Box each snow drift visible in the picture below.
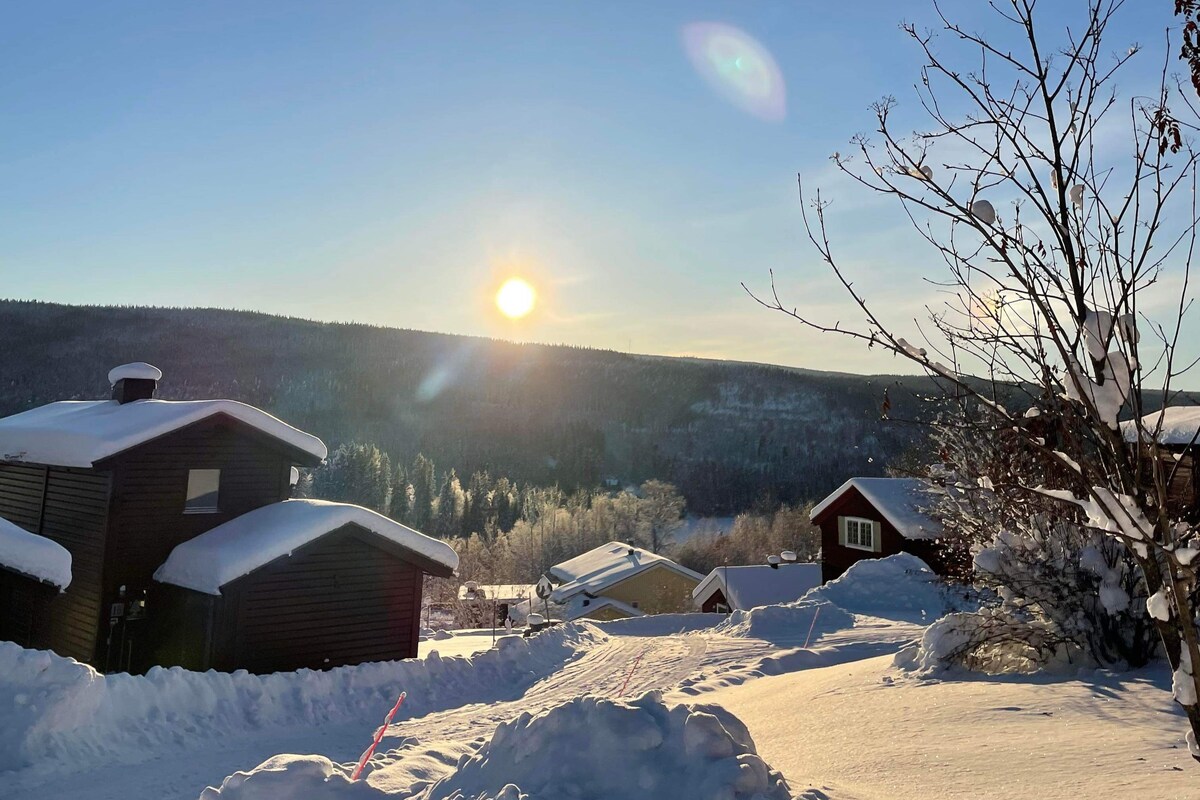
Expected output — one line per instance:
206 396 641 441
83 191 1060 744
0 624 605 773
712 553 953 645
803 552 955 623
200 692 791 800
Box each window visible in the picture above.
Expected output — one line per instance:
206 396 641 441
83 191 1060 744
844 516 875 551
184 469 221 514
630 600 640 609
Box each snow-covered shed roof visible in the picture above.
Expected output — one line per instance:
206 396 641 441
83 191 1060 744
561 594 645 622
548 541 703 603
458 584 537 602
692 563 822 611
153 499 458 595
0 399 328 468
0 516 72 589
1122 406 1200 446
809 478 943 540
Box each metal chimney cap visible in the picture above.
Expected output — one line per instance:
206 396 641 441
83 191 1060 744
780 550 798 562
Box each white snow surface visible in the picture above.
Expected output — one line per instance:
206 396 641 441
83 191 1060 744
547 541 702 602
0 516 72 589
154 500 458 594
692 563 823 610
0 399 328 467
202 692 791 800
804 553 957 623
1124 405 1200 445
809 477 943 540
108 362 163 383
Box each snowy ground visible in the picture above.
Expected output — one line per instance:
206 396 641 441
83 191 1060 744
2 555 1196 799
417 629 509 660
701 655 1194 799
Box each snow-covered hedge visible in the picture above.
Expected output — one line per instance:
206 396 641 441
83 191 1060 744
201 691 792 800
0 623 606 773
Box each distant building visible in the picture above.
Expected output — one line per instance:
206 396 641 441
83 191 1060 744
548 541 702 621
0 363 457 674
692 561 822 613
458 583 538 624
810 477 947 582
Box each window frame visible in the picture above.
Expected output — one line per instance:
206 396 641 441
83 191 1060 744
183 468 222 515
843 516 876 552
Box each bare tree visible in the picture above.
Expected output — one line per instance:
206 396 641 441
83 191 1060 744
748 0 1200 757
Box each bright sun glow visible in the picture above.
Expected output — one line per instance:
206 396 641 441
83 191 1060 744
496 277 536 319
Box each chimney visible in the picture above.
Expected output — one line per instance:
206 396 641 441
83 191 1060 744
109 363 162 404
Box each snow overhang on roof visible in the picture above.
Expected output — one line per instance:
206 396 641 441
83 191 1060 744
561 594 645 622
153 499 458 595
0 399 328 468
692 563 822 610
0 516 72 590
1122 406 1200 446
809 477 943 540
547 541 703 603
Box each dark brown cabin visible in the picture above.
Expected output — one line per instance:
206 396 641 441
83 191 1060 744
149 516 454 673
810 477 955 583
0 363 456 674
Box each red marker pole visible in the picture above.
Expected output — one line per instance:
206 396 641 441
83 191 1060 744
619 651 645 697
803 605 821 649
351 691 407 781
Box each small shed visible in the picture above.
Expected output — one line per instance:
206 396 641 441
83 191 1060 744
1123 406 1200 517
810 478 947 582
692 562 822 613
149 499 457 673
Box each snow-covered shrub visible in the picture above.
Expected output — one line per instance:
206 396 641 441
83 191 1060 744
921 411 1159 672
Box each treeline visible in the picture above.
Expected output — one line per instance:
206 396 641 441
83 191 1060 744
0 300 943 515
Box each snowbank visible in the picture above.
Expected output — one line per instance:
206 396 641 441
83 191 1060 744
201 692 791 800
0 516 71 588
804 552 955 623
154 500 458 594
712 599 855 646
0 624 605 773
597 612 727 636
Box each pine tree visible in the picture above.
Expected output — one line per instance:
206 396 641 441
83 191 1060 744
409 453 436 532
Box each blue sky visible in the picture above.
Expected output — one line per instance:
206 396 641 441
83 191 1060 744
0 1 1185 374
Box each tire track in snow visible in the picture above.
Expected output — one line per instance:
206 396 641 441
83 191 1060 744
380 633 709 749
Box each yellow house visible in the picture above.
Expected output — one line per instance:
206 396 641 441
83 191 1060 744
548 542 703 622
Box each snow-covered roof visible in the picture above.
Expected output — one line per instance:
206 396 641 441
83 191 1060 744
458 584 538 602
153 499 458 595
1123 406 1200 446
0 399 328 468
561 594 645 622
809 477 943 540
548 542 703 602
692 563 822 611
0 516 71 589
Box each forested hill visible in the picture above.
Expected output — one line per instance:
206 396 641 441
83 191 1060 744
0 299 939 514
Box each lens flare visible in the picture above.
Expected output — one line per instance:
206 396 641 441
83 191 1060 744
496 277 536 319
682 22 786 122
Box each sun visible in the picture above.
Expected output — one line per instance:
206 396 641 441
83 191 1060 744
496 277 536 319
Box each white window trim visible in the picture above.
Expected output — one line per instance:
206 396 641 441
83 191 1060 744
842 516 876 552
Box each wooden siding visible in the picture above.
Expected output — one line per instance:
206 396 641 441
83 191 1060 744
0 462 110 662
219 525 423 673
103 416 293 602
602 564 699 614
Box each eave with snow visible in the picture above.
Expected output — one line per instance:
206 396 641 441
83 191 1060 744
692 562 822 613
